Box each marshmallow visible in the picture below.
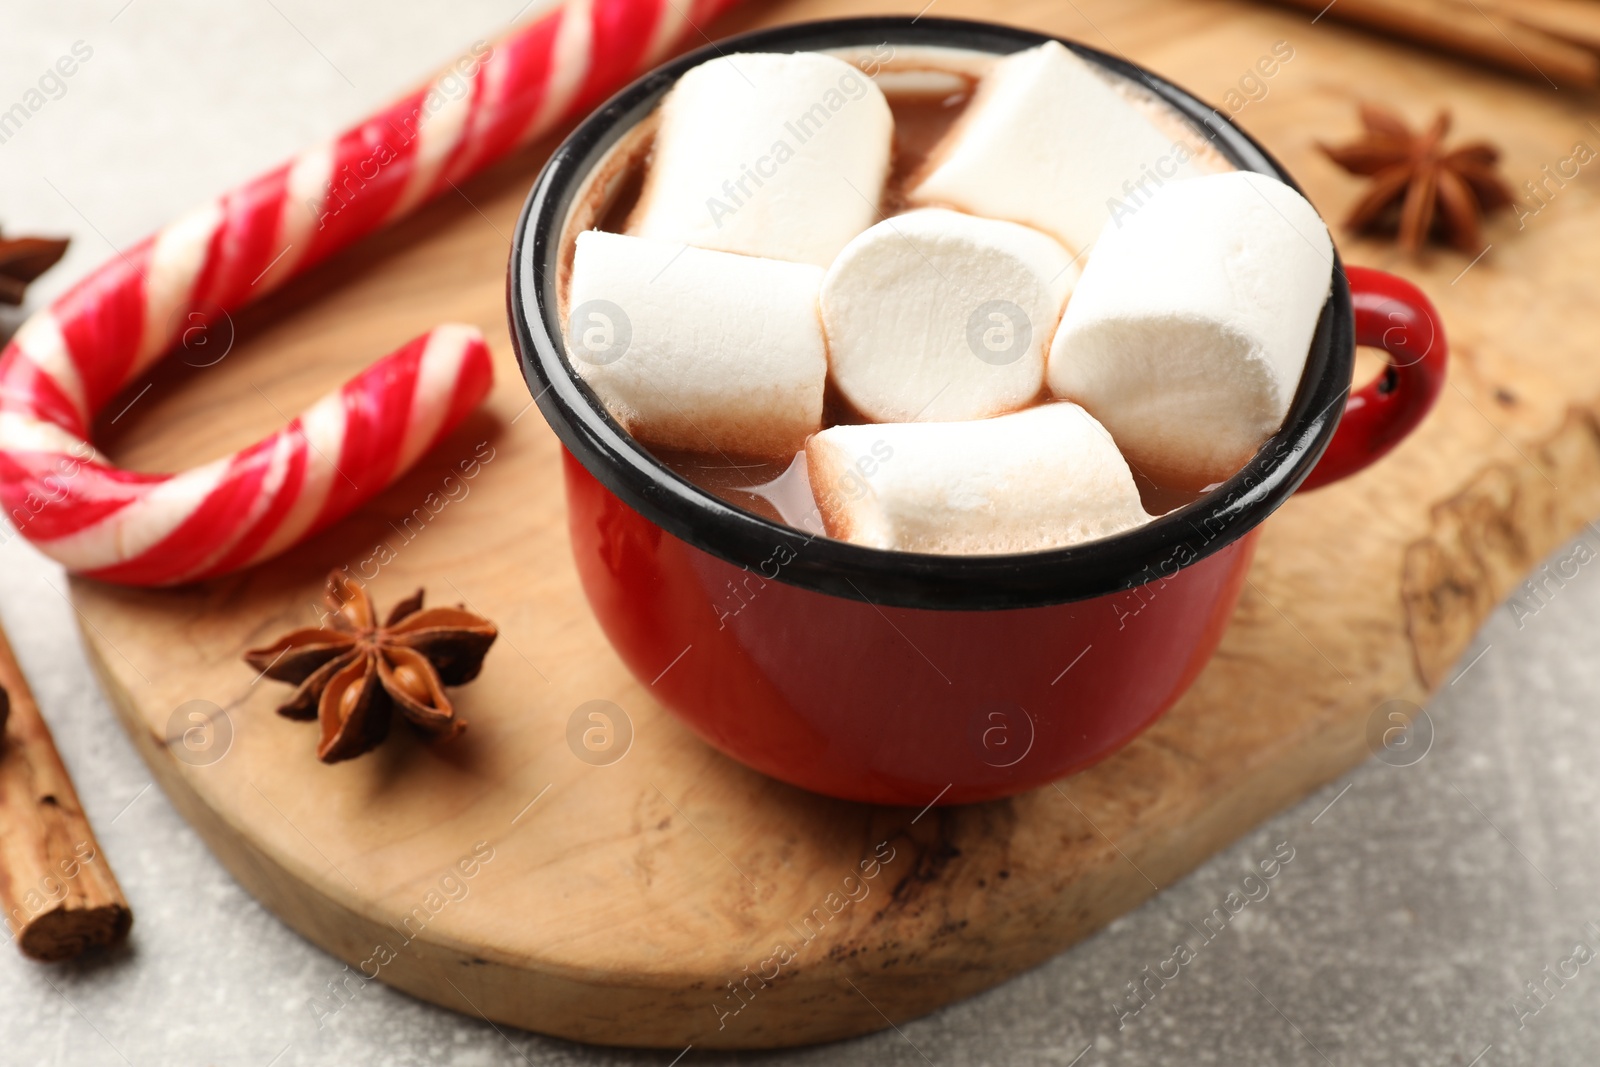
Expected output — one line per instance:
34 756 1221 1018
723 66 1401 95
820 208 1079 424
566 230 826 459
908 40 1204 253
629 51 894 268
1047 171 1334 490
806 402 1151 555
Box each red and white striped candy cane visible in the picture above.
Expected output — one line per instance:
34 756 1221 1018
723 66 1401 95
0 0 742 586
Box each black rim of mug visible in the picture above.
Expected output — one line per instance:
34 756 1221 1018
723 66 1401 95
508 16 1354 611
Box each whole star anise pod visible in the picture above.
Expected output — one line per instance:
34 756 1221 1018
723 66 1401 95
0 231 70 305
1320 105 1514 255
244 573 497 763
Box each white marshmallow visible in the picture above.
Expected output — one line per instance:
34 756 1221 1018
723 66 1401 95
1047 171 1334 490
630 51 894 268
909 40 1204 254
806 402 1151 555
820 208 1079 424
566 230 826 459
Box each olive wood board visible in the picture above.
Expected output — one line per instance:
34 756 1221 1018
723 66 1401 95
66 0 1600 1049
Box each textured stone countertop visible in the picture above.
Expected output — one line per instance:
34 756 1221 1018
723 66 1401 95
3 3 1597 1065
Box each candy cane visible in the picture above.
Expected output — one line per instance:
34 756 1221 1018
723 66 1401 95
0 0 742 586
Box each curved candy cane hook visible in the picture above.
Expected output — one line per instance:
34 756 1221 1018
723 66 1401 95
0 318 491 586
0 0 741 586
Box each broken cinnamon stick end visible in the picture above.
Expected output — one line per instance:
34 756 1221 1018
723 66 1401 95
16 901 132 962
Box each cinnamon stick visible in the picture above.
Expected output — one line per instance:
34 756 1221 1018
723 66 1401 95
1500 0 1600 56
0 622 131 961
1264 0 1600 88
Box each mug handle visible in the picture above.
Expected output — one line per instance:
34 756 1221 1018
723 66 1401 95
1299 265 1448 492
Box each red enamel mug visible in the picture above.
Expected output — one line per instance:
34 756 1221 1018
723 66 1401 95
508 18 1447 806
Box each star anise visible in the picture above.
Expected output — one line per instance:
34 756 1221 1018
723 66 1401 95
244 573 498 763
0 231 69 305
1320 105 1514 255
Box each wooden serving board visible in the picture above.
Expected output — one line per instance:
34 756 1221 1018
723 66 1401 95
69 0 1600 1050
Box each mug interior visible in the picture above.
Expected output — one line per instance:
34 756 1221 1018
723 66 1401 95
509 16 1354 611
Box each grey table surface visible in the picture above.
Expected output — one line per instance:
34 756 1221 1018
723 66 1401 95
2 3 1597 1065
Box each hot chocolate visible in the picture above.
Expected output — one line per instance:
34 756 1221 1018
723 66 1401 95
557 42 1329 552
